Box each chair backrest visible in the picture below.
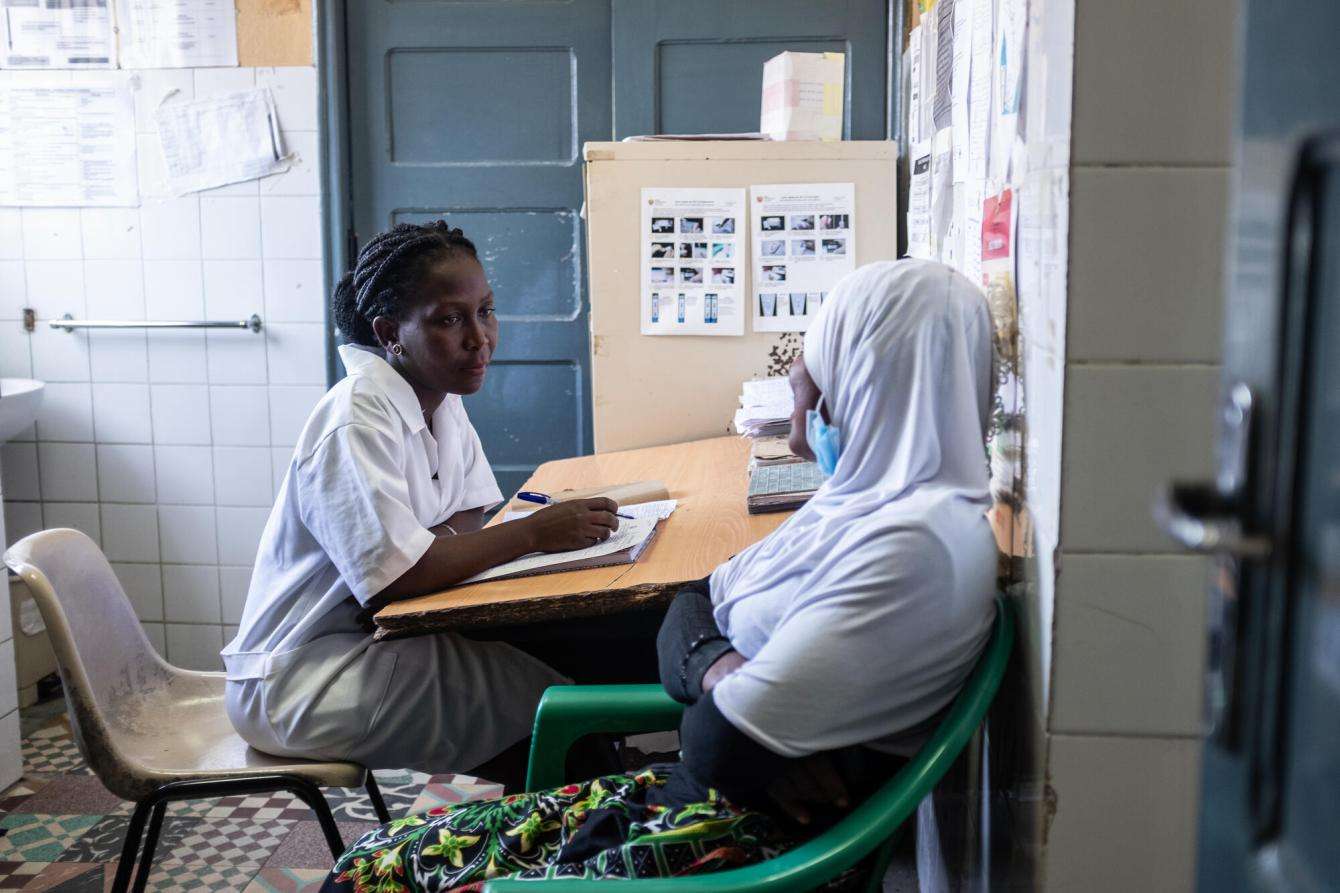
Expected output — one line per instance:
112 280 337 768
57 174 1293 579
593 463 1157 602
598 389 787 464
3 528 177 779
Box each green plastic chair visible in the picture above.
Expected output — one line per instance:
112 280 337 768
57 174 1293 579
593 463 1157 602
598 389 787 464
484 595 1014 893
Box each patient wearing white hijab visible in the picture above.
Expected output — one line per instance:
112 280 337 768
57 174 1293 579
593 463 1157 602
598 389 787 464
672 257 998 793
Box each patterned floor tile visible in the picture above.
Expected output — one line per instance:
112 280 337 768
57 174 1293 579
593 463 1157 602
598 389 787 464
326 768 431 822
19 735 89 778
29 863 105 893
166 792 313 823
262 820 376 870
140 859 262 892
57 815 194 864
159 817 296 869
407 774 503 815
244 867 330 893
18 778 129 818
0 816 102 862
0 861 45 889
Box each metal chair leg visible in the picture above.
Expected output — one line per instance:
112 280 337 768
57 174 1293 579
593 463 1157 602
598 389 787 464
285 778 346 858
131 801 167 893
364 772 391 824
110 800 153 893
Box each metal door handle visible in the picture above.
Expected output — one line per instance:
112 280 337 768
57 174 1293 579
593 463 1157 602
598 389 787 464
1153 481 1272 558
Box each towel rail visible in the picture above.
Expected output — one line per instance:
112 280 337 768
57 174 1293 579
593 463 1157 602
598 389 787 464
50 314 263 333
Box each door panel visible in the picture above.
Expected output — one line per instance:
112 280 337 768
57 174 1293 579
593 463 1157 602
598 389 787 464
345 1 611 500
613 0 890 139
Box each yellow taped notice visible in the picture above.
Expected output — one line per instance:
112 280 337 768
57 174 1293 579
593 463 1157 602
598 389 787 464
236 0 313 67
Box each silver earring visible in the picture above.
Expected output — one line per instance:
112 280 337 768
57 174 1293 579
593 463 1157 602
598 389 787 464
391 344 403 356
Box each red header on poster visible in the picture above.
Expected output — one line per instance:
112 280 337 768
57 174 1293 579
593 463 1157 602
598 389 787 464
981 188 1013 262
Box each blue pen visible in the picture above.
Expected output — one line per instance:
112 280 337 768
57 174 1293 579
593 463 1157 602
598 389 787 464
517 491 633 520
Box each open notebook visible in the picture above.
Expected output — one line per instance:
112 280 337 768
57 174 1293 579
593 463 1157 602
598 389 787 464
457 499 678 586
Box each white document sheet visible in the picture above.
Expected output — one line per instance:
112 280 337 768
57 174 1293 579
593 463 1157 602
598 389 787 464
0 81 137 205
0 0 115 68
906 24 923 146
930 128 955 260
503 499 678 525
991 0 1027 182
155 89 289 195
116 0 238 69
751 182 855 333
950 0 972 182
931 0 955 132
906 143 932 260
459 515 660 586
967 0 993 184
640 187 746 337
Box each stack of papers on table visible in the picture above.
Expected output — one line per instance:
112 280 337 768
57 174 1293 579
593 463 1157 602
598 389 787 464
733 377 794 438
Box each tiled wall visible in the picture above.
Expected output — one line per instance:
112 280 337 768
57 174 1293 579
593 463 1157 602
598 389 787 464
1 65 327 672
1042 0 1236 888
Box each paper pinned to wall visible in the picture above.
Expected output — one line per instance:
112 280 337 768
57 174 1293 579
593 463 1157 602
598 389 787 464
930 128 955 259
0 82 138 206
966 0 993 183
931 0 955 131
116 0 239 69
640 187 746 337
991 0 1027 182
906 24 924 146
0 0 115 69
950 0 972 182
751 182 855 333
906 142 932 260
155 89 289 195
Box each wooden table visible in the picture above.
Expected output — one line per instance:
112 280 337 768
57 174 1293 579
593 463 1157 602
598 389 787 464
374 437 792 637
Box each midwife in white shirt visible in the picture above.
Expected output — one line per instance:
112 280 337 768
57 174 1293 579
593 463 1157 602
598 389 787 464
223 221 620 781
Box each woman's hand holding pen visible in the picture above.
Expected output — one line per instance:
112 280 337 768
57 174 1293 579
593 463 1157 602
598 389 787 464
520 497 621 552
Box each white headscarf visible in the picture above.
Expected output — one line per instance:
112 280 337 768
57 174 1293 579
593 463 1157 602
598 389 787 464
708 259 998 757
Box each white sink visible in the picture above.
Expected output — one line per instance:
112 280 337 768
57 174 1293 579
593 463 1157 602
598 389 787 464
0 379 43 443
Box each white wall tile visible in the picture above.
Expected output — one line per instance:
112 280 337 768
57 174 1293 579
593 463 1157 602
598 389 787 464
96 443 156 502
0 330 32 378
260 197 321 259
0 260 28 318
200 197 262 260
1 443 40 500
202 259 263 319
37 442 97 501
150 384 212 444
1045 734 1201 892
194 67 255 96
42 502 101 544
25 259 87 321
111 562 164 622
101 503 159 563
144 259 205 319
79 208 141 259
1061 366 1218 553
1072 0 1234 166
91 382 153 443
0 209 22 259
219 565 251 624
3 502 43 549
265 323 326 384
206 329 268 385
157 504 218 563
165 622 223 671
0 661 16 753
30 325 90 383
1068 168 1227 364
162 564 221 623
20 209 82 260
257 67 318 130
136 134 171 200
262 259 324 323
141 621 167 656
36 382 94 440
1052 554 1209 737
213 446 273 506
260 130 320 196
132 69 195 130
216 506 268 565
153 444 214 505
210 385 270 446
146 331 208 384
140 197 202 260
84 259 147 320
267 385 323 446
88 332 149 383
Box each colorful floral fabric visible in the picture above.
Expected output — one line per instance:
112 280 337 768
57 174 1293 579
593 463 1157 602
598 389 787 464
324 767 794 892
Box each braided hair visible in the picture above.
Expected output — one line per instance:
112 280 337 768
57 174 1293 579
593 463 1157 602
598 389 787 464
332 221 479 347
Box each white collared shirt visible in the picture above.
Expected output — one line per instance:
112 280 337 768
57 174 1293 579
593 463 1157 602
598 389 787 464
221 343 503 681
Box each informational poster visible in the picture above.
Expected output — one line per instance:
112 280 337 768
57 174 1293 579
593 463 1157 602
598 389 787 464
116 0 239 69
906 143 932 260
0 82 138 206
156 89 288 194
750 182 855 333
639 187 746 337
0 0 115 68
981 185 1020 506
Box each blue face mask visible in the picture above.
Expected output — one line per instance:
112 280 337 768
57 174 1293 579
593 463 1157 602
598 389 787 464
806 395 842 476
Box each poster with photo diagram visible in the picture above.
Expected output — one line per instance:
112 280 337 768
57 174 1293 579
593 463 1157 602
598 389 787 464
640 187 745 336
750 182 855 332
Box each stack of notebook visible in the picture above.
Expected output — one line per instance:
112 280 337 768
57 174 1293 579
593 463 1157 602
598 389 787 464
733 377 793 438
746 461 827 514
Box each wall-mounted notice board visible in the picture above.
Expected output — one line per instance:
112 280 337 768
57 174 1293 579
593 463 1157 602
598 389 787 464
236 0 312 67
583 140 897 453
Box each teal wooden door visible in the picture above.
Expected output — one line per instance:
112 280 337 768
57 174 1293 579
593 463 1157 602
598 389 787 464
339 1 891 497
